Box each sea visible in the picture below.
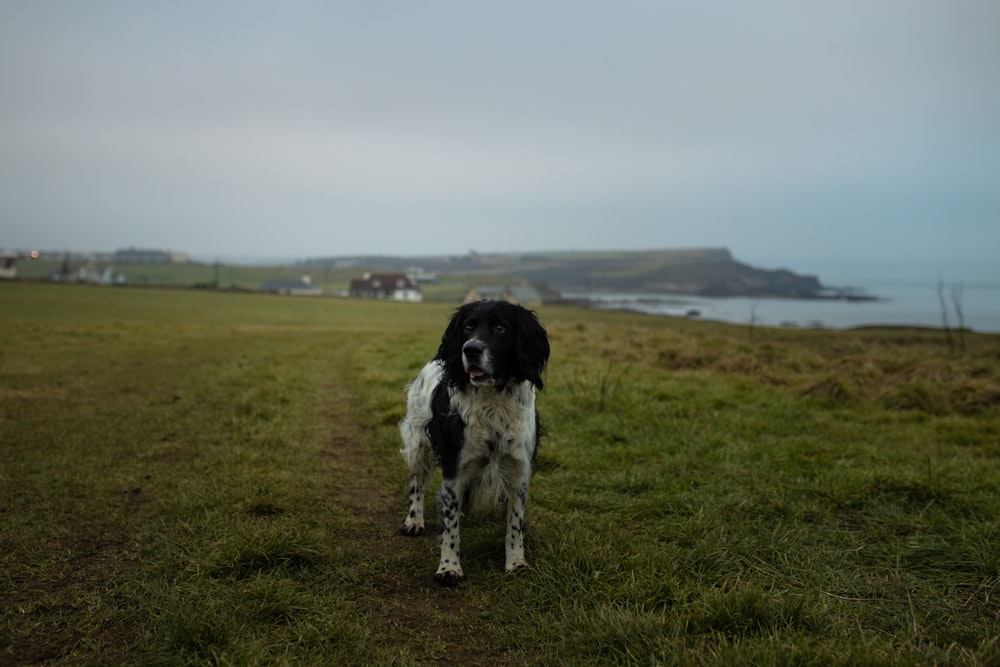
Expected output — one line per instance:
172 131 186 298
566 281 1000 333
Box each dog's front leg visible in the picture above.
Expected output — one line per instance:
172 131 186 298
435 479 465 585
401 471 428 536
504 479 530 573
400 433 434 536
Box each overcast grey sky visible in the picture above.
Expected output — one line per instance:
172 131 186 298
2 1 998 282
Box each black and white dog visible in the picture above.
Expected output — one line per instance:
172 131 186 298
399 300 550 585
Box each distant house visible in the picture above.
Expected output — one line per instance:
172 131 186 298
112 247 189 264
0 255 18 280
406 266 438 284
51 260 125 285
261 275 322 296
349 272 422 302
463 284 541 305
0 250 40 279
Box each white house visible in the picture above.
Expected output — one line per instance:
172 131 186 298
349 272 422 302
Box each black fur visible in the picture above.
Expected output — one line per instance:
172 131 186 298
427 382 464 479
435 299 550 391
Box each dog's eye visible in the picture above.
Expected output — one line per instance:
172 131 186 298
493 324 506 334
463 324 474 334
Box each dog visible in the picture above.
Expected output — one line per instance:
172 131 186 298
399 299 550 585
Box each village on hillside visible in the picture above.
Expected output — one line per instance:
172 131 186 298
0 247 545 306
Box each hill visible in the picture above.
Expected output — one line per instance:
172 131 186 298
302 247 836 298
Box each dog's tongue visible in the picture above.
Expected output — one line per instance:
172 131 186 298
469 367 486 379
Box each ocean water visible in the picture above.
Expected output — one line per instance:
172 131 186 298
567 282 1000 333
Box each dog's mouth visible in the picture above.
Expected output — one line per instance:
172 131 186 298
468 366 494 385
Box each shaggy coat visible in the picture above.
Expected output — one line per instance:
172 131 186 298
399 300 550 585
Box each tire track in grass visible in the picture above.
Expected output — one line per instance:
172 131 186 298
320 374 504 665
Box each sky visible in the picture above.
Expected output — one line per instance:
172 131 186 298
1 1 998 284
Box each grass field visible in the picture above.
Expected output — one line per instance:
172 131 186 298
2 282 999 665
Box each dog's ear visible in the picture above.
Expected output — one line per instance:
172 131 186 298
514 307 550 390
435 305 468 363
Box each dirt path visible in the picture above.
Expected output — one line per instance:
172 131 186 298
319 377 503 665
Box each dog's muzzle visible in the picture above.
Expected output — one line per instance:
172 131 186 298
462 340 494 386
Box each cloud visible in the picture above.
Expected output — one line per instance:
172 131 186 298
1 0 998 272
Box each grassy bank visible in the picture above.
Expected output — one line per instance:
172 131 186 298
2 282 998 664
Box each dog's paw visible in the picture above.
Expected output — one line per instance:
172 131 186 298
434 565 466 586
504 559 529 574
400 522 425 537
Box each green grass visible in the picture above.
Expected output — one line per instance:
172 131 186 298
2 282 999 665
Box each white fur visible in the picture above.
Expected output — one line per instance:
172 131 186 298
448 374 537 512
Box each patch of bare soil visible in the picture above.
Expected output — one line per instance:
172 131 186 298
2 506 144 664
320 378 516 666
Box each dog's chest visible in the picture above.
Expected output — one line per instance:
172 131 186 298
451 385 536 464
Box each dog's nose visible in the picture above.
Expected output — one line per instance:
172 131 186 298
462 341 484 359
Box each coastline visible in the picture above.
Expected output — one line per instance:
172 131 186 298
560 282 1000 333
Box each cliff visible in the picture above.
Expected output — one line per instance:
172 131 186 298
509 248 825 297
304 247 835 299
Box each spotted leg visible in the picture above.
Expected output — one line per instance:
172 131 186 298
401 470 430 536
504 478 530 573
400 427 434 537
434 479 465 585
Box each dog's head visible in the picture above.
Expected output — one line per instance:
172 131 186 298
435 300 550 391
